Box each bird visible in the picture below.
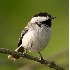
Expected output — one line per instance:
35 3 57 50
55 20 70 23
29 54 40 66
8 12 56 61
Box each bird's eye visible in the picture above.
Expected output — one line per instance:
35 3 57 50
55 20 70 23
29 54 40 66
35 22 38 24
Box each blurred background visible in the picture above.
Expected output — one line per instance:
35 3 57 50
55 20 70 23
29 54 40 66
0 0 68 70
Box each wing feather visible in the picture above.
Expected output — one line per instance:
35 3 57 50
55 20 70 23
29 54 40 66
17 27 28 47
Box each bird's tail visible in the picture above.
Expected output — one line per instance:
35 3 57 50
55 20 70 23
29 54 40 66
8 46 24 61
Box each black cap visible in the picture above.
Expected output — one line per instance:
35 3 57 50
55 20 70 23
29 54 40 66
33 12 51 17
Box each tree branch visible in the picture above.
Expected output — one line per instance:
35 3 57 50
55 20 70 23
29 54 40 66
0 48 64 70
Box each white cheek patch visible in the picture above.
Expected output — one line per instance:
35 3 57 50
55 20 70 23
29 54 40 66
30 16 50 23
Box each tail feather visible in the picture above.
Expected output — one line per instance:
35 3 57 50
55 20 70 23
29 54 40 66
8 46 24 61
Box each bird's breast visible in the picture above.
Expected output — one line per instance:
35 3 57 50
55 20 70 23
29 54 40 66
22 25 51 52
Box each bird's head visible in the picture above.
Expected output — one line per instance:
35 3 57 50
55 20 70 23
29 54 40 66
30 12 56 27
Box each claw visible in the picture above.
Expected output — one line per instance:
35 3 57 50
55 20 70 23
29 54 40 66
39 52 44 61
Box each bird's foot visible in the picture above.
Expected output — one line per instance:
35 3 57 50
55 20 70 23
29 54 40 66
39 52 44 63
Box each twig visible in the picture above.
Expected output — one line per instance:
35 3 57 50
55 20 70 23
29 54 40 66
0 48 65 70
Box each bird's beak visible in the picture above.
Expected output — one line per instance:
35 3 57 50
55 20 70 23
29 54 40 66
51 17 56 19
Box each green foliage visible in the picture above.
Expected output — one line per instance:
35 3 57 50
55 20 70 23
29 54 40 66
0 0 68 70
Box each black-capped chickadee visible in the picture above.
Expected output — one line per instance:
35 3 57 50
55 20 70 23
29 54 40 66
8 12 56 61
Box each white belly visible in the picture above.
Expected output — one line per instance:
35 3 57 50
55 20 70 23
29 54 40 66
22 25 51 52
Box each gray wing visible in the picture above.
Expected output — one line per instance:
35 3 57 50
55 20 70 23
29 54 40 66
17 28 28 47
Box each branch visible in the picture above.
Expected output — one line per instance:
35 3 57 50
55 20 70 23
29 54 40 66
0 48 65 70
